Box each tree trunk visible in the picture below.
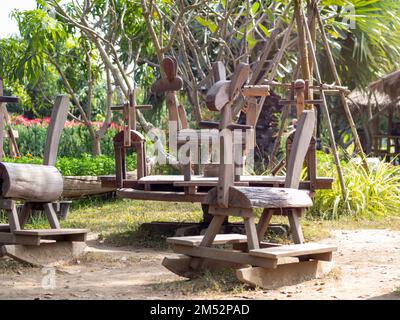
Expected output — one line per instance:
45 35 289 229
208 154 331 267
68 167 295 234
92 134 102 157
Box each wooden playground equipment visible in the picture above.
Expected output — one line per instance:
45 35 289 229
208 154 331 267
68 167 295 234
101 58 334 238
101 57 339 286
0 91 88 266
160 64 337 288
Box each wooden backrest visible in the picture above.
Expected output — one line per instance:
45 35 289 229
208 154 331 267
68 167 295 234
43 95 70 166
284 110 316 189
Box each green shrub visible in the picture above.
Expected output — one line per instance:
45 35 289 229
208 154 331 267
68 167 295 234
5 125 118 158
309 154 400 219
2 154 136 176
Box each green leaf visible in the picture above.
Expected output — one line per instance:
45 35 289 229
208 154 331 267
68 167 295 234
195 16 217 33
258 23 270 37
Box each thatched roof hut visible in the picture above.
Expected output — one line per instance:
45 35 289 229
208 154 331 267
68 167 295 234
369 70 400 100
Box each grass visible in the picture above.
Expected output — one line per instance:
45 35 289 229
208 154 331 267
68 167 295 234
2 197 400 248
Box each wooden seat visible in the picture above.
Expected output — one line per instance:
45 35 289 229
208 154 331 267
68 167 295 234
250 243 336 261
205 186 312 209
167 233 248 247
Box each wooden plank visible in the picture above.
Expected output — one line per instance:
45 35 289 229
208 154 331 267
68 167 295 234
174 180 248 187
217 106 234 207
244 216 259 250
242 85 270 97
256 209 273 239
229 63 250 99
167 233 248 247
117 188 206 202
177 105 188 129
249 243 337 259
19 203 32 228
284 110 316 189
213 61 226 82
174 245 277 269
13 228 88 236
43 203 61 229
7 202 21 232
288 208 305 244
43 95 69 166
0 233 40 246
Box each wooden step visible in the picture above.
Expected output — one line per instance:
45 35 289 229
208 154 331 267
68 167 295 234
250 243 337 259
167 233 248 247
13 228 88 236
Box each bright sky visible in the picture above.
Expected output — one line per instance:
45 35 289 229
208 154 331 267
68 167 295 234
0 0 37 38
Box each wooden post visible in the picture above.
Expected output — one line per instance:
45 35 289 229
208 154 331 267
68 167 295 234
43 95 69 166
315 8 368 171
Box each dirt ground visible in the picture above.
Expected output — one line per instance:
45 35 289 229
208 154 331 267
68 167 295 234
0 228 399 300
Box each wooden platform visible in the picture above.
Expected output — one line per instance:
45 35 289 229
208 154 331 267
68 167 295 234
101 174 333 191
167 233 248 246
0 228 88 246
250 243 336 261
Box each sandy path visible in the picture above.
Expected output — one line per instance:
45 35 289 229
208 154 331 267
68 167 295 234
0 229 399 300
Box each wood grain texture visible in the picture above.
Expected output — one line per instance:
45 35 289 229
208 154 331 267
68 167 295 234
205 186 312 209
0 162 63 202
229 63 250 99
249 243 337 259
167 233 248 247
43 95 69 166
205 80 230 111
285 110 316 189
213 61 226 82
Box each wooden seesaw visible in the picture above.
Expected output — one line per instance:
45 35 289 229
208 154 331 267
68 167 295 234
101 58 333 237
162 70 337 289
0 95 88 266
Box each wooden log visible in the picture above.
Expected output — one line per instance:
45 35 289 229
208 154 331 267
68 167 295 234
0 163 63 202
205 186 313 209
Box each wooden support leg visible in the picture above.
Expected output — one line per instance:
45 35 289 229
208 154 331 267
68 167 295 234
244 216 259 250
19 203 32 229
7 200 21 232
288 208 304 244
256 209 273 240
44 203 61 229
189 215 226 269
